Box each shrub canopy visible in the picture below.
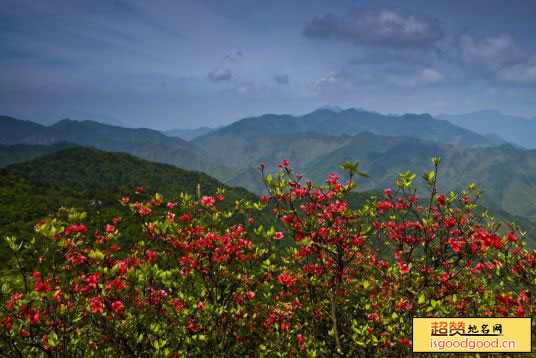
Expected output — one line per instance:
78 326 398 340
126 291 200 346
0 160 534 356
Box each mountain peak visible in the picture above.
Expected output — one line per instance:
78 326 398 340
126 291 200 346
306 108 339 117
53 118 75 125
315 105 344 113
400 113 434 120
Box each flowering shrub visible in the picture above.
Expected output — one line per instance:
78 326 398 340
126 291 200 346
0 159 534 356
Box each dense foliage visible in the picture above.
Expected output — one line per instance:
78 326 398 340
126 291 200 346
0 159 534 356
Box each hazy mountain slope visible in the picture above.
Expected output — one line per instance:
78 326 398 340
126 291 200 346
195 129 354 168
102 140 239 182
0 142 76 167
302 133 536 217
0 116 239 182
0 116 47 144
447 145 536 217
0 116 196 152
303 133 455 191
299 109 505 147
438 110 536 149
44 118 196 151
163 127 214 140
194 109 505 156
225 167 267 194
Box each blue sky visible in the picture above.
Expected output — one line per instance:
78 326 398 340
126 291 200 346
1 0 535 129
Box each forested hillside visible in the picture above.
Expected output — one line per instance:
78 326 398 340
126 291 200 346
0 147 264 264
0 142 76 167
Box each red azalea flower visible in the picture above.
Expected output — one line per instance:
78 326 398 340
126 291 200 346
274 232 284 240
179 214 192 222
398 262 410 274
187 320 198 333
278 273 294 287
173 299 184 311
201 196 215 206
367 313 379 321
105 225 115 234
297 334 305 345
90 296 104 313
111 301 124 313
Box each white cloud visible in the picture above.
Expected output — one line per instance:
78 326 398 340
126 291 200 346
458 34 536 86
208 67 232 82
459 34 524 68
307 71 356 96
497 61 536 85
388 68 443 87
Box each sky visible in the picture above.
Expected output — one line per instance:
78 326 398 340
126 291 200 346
1 0 535 129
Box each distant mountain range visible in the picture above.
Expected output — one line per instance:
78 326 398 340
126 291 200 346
438 110 536 149
163 126 214 141
316 105 344 113
194 109 505 153
2 108 536 222
0 115 236 181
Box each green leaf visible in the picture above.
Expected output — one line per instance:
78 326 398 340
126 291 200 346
340 161 357 175
418 293 425 304
48 331 58 347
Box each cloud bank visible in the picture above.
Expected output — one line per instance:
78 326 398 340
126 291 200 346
304 9 443 47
